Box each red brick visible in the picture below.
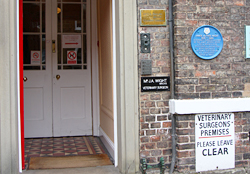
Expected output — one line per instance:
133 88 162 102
175 0 187 5
235 125 242 132
140 144 145 150
177 128 194 135
140 94 149 101
146 130 155 136
150 94 161 100
162 108 169 113
150 108 161 114
157 129 168 134
235 161 248 168
161 40 170 46
177 143 195 150
177 151 190 158
162 67 170 73
145 101 155 107
151 150 162 156
140 150 150 157
156 101 168 107
150 136 161 142
141 108 149 115
185 20 198 26
234 0 244 6
163 122 172 128
177 136 189 143
140 130 145 136
157 141 168 148
176 122 188 128
147 157 157 163
140 102 144 108
141 137 149 143
151 123 161 128
140 116 144 122
189 122 195 128
157 115 168 121
156 60 167 66
163 149 172 155
175 12 186 19
162 134 172 141
177 157 195 165
141 123 149 129
235 139 242 146
145 143 156 150
146 116 155 122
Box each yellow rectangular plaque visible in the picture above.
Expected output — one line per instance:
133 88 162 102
140 9 166 26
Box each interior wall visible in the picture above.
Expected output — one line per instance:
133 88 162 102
97 0 114 142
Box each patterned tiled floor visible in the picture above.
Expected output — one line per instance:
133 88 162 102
25 136 106 168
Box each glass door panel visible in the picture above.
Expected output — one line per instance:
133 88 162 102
57 0 87 70
63 4 81 33
23 0 46 70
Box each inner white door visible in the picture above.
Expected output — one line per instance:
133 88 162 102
23 0 92 138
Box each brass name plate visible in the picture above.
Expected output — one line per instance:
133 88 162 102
140 9 166 26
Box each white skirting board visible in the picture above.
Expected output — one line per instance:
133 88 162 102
169 98 250 115
99 127 115 160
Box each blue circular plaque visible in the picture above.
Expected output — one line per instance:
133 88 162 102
191 25 223 60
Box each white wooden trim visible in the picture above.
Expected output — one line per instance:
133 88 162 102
17 0 22 172
112 0 118 167
169 98 250 114
91 0 100 136
99 127 115 160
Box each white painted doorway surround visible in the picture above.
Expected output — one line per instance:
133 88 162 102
23 0 92 138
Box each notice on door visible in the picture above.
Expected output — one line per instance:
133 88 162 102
62 35 81 48
195 113 235 172
31 51 40 64
67 51 77 64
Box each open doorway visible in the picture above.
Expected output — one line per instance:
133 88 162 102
21 0 116 170
23 0 92 138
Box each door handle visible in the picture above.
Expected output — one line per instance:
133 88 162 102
52 40 56 53
56 75 60 80
23 77 28 82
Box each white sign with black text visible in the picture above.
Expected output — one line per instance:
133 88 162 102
62 35 81 48
195 113 235 172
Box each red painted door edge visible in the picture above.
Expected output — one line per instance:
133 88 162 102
19 0 25 170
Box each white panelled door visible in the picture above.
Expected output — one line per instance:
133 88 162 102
23 0 92 138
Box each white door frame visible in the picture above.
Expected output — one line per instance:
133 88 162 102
112 0 118 167
91 0 100 137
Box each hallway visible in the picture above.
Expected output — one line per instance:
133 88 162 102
24 136 113 170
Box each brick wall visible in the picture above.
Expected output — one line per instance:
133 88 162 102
174 0 250 99
138 0 250 172
174 0 250 172
138 0 173 167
